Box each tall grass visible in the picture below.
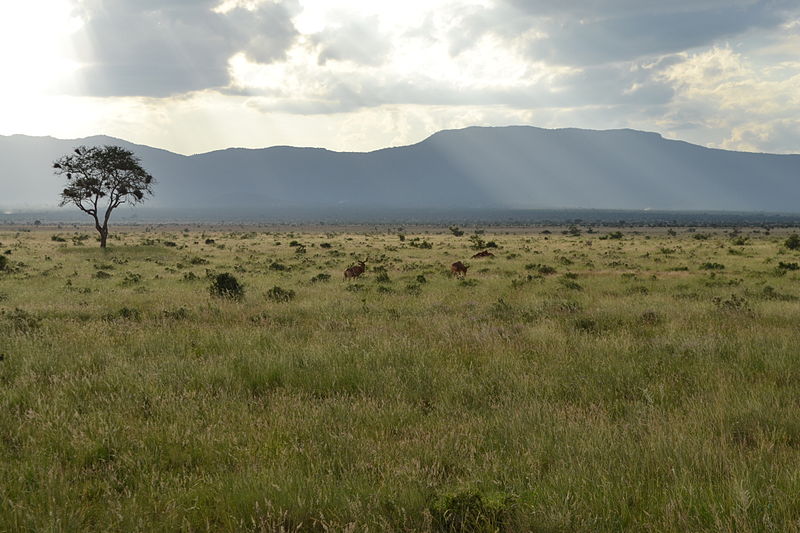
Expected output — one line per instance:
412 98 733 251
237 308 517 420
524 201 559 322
1 226 799 531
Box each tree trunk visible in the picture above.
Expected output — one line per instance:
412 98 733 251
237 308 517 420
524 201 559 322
98 227 108 248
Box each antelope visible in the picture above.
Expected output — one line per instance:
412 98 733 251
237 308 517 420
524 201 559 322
344 260 366 280
450 261 468 278
471 250 494 259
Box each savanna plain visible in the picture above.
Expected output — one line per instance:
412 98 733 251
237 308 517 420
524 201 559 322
2 224 800 532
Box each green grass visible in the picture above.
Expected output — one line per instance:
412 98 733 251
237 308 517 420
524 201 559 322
1 226 800 531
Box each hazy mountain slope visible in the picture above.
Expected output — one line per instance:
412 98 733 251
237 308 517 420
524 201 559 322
1 126 799 211
0 134 186 209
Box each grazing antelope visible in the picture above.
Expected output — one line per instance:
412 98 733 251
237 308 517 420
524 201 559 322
471 250 494 258
450 261 468 278
344 260 366 280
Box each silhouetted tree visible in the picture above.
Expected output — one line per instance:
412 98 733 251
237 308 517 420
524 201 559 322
53 146 155 248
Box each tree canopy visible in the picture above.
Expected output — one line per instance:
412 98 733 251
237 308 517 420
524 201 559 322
53 145 155 247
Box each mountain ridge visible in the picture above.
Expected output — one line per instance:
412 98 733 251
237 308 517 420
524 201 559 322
2 126 799 212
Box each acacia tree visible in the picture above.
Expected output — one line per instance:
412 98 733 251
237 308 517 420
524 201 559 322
53 145 155 248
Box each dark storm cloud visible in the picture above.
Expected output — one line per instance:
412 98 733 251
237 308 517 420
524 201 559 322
457 0 797 66
73 0 299 97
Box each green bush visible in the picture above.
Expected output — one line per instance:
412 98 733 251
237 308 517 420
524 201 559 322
430 488 516 532
209 273 244 300
785 233 800 250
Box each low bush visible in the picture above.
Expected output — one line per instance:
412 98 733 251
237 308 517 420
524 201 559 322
209 273 244 300
430 488 517 532
266 286 295 303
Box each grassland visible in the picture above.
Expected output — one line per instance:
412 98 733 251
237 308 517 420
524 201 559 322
1 224 800 532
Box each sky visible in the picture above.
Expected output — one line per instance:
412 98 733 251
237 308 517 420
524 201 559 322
0 0 799 155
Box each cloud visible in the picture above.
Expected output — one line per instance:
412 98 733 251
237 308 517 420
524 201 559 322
653 46 800 153
48 0 800 154
233 47 679 117
72 0 299 97
311 14 392 66
455 0 798 66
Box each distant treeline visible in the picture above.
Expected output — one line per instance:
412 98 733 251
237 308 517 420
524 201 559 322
3 207 800 227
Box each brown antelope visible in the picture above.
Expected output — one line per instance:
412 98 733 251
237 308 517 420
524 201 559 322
471 250 494 258
450 261 468 278
344 260 366 280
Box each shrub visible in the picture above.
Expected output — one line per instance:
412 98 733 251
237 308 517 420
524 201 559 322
490 298 515 320
104 307 141 321
430 488 516 532
640 310 661 325
266 286 295 303
559 277 583 291
310 273 331 283
573 317 598 333
2 308 41 333
374 267 391 283
700 262 725 270
0 255 7 271
345 284 365 292
713 294 751 313
209 273 244 300
785 233 800 250
121 272 142 285
759 286 798 301
525 263 556 275
162 307 191 320
405 283 422 295
449 225 464 237
468 234 486 250
269 262 288 271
